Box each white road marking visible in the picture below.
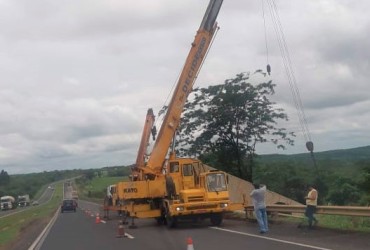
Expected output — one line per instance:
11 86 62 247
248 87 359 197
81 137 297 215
124 233 135 239
210 227 333 250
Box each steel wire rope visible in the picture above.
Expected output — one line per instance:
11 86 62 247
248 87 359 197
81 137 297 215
264 0 319 174
261 0 270 68
265 0 312 143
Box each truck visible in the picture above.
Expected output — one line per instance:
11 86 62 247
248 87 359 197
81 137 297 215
18 194 30 207
104 0 245 228
1 196 16 210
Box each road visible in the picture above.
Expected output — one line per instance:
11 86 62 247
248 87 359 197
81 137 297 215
39 200 370 250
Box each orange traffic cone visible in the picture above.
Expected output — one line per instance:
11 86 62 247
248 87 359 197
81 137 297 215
95 213 101 224
187 237 194 250
116 221 126 238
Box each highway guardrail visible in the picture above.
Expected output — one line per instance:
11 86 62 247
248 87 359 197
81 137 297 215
245 205 370 217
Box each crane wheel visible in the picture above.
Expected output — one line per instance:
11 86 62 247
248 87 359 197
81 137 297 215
166 212 177 228
155 216 165 225
210 213 223 226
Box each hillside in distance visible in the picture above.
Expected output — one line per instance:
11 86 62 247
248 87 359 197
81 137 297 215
256 145 370 169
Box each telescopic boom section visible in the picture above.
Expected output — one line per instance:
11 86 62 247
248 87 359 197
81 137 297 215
146 0 223 175
135 108 155 173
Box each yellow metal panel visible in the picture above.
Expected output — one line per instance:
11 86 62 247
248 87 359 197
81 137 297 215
148 178 166 197
116 179 167 199
123 203 161 218
206 191 229 201
116 181 146 199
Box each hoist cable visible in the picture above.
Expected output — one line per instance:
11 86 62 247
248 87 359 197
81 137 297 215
265 0 318 174
261 0 269 66
265 0 312 144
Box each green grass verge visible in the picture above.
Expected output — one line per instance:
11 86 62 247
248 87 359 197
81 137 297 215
0 182 63 247
273 214 370 233
316 214 370 232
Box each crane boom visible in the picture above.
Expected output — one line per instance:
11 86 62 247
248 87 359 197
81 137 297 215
146 0 223 174
134 108 155 175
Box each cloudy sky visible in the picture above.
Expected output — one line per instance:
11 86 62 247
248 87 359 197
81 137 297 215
1 0 369 174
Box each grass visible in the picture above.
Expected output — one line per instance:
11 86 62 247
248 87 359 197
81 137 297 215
271 213 370 233
77 176 128 201
316 214 370 232
0 182 63 248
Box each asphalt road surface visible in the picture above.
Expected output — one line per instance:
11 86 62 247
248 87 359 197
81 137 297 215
39 200 370 250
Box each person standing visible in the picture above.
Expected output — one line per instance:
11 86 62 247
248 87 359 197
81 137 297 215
305 185 318 228
250 183 268 234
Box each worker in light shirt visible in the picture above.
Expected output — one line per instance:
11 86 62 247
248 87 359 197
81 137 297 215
250 183 268 234
305 185 318 228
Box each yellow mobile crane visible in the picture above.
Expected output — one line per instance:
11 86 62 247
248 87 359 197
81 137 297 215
105 0 244 228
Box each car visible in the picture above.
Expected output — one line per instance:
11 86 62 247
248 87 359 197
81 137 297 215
61 199 77 213
32 201 39 206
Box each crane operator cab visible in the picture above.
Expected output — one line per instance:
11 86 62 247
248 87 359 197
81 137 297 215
167 159 208 191
166 158 229 200
206 172 227 192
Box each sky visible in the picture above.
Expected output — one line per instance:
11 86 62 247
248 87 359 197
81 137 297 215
1 0 369 175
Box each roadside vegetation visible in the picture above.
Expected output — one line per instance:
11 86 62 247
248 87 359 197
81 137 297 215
0 182 63 249
1 145 369 234
0 169 84 201
276 214 370 233
76 175 128 202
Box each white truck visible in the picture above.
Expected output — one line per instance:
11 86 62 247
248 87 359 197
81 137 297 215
0 196 16 210
18 194 31 207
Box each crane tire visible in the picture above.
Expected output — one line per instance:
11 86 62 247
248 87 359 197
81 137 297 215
210 213 223 226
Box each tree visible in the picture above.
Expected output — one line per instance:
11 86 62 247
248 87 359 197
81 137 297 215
358 164 370 205
176 71 294 181
0 169 10 186
327 177 362 205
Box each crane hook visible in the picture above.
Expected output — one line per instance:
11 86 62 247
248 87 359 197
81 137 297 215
306 141 314 153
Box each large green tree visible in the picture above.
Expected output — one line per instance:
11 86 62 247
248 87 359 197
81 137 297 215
176 71 294 181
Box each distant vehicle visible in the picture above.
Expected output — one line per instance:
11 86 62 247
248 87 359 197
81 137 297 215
32 201 39 206
72 190 78 200
18 194 31 207
1 196 16 210
61 199 77 213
